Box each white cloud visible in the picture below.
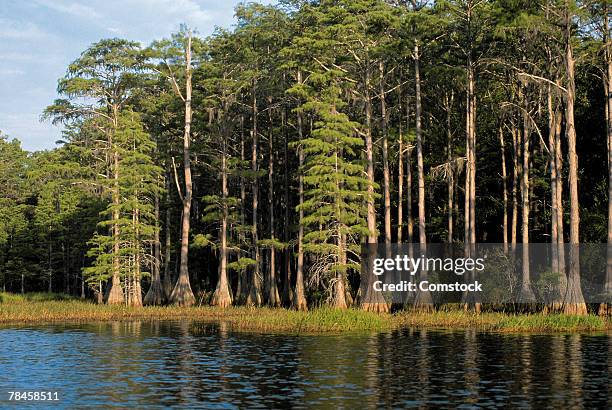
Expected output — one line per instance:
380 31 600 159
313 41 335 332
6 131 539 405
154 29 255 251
1 0 268 151
34 0 102 20
106 27 123 35
0 69 25 76
0 112 61 151
0 52 35 61
0 19 48 40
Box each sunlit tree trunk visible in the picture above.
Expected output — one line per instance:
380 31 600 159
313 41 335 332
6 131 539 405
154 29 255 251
130 208 143 307
499 126 508 254
281 102 292 306
518 86 535 305
365 64 377 244
334 142 348 309
380 61 392 245
169 32 196 306
601 5 612 316
212 106 232 308
563 3 587 315
413 42 433 311
247 79 263 306
267 102 280 307
548 86 559 275
162 171 173 299
106 108 124 305
144 187 165 305
236 115 248 303
446 92 455 244
293 70 307 311
547 84 567 313
462 16 479 311
397 78 405 243
359 62 389 313
511 124 519 251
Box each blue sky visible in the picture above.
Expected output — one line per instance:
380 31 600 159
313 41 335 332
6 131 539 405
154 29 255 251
0 0 272 151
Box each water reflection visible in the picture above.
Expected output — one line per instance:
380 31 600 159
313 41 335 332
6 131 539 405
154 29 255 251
0 322 610 408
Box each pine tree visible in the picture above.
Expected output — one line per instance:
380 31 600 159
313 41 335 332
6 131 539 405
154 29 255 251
299 70 370 308
84 111 161 306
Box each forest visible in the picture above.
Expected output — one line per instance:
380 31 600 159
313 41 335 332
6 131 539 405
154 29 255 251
1 0 612 316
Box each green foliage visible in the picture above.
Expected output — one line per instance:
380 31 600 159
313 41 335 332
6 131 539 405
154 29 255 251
297 66 371 280
83 111 162 286
3 0 612 315
227 258 258 273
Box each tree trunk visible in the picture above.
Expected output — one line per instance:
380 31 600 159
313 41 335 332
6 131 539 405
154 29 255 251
359 62 389 313
415 44 426 249
563 4 587 315
469 69 476 246
212 111 232 308
281 101 293 306
169 32 196 307
130 208 143 307
380 61 392 245
48 241 52 293
462 26 479 312
144 187 165 305
267 103 280 307
548 86 559 274
365 65 377 244
518 87 535 305
334 231 348 309
554 85 567 295
511 124 519 251
106 134 124 305
547 84 567 313
413 42 433 311
499 126 508 254
333 139 348 309
446 92 455 244
397 79 405 243
293 70 307 311
236 115 248 304
162 171 173 299
601 6 612 316
80 257 85 299
247 79 263 306
407 145 414 244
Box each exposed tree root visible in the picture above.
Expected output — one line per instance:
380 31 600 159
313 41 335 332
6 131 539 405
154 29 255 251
169 276 195 307
212 289 232 308
143 280 166 306
105 275 124 305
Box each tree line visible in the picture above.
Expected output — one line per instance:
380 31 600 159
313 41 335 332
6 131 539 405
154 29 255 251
1 0 611 315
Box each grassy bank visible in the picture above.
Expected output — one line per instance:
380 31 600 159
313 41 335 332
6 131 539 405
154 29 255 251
0 293 610 333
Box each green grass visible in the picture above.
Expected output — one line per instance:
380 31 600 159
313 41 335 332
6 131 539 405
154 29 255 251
493 313 608 332
0 293 610 333
394 310 609 332
0 292 74 303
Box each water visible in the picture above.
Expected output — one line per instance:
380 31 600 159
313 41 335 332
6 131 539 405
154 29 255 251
0 321 610 408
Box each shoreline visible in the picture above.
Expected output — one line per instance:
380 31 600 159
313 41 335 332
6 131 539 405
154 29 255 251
0 293 609 334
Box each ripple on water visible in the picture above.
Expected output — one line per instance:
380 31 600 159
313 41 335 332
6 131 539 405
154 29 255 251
0 322 610 408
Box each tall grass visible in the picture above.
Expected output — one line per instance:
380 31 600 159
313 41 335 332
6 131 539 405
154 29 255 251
395 310 609 332
0 293 609 333
0 292 75 303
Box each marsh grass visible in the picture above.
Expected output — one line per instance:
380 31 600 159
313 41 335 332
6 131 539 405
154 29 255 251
0 293 609 333
394 310 609 332
0 292 74 303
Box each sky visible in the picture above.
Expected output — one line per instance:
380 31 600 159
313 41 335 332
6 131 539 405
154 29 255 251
0 0 272 152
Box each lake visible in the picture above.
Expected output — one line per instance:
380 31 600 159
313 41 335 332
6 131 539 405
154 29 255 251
0 321 610 408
